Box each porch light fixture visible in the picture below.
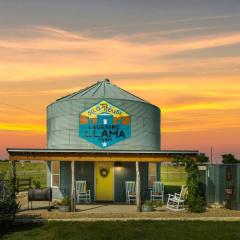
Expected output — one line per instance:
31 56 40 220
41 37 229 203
115 162 122 168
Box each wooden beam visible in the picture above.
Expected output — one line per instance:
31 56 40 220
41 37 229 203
136 161 141 212
9 153 192 163
71 161 76 212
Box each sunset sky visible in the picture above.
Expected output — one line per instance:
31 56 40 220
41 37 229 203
0 0 240 161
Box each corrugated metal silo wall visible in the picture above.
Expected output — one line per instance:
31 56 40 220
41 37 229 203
47 98 160 150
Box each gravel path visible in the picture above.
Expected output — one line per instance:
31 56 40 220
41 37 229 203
17 207 240 220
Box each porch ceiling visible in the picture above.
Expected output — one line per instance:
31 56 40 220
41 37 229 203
7 148 198 162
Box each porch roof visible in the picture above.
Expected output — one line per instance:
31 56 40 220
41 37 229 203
7 148 198 162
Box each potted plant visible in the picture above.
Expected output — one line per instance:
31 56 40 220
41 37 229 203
142 200 154 212
58 196 71 212
153 200 163 209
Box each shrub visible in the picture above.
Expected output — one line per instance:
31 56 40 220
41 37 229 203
0 174 20 226
185 158 206 213
196 153 209 164
0 195 19 215
60 196 71 206
33 180 41 189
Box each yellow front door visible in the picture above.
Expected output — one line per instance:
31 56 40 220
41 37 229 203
95 162 114 201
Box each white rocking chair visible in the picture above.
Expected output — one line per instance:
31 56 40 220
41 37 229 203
76 180 91 203
166 185 187 211
151 181 164 203
125 181 136 204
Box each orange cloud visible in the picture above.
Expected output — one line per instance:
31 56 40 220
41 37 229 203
0 26 240 82
0 123 45 132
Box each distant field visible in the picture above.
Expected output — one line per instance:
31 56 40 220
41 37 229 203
161 165 187 186
0 161 47 188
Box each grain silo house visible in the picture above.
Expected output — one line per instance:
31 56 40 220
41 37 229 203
8 79 198 208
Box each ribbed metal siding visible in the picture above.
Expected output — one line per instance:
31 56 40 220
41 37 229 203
114 162 148 202
50 161 94 200
204 164 240 209
206 165 225 204
50 161 149 202
60 162 71 197
75 162 94 202
47 98 160 150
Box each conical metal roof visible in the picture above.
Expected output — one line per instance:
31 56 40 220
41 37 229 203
56 79 148 103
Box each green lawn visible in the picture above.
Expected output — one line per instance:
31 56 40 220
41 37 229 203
1 221 240 240
0 162 47 188
0 162 45 173
161 165 187 186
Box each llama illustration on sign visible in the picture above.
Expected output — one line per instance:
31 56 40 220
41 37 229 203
79 100 131 148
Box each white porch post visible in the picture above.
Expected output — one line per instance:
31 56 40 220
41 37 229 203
136 161 141 212
71 161 76 212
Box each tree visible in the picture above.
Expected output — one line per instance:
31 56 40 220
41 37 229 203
222 154 239 164
196 153 209 164
172 155 185 167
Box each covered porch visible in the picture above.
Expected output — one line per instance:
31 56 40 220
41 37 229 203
8 149 198 212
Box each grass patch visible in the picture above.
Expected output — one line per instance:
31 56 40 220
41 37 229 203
0 162 46 188
161 165 186 172
161 165 187 186
0 162 46 173
1 221 240 240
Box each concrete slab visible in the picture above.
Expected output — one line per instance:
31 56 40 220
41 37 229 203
78 204 137 213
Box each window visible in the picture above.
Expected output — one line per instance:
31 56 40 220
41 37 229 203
51 161 60 188
148 163 157 188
